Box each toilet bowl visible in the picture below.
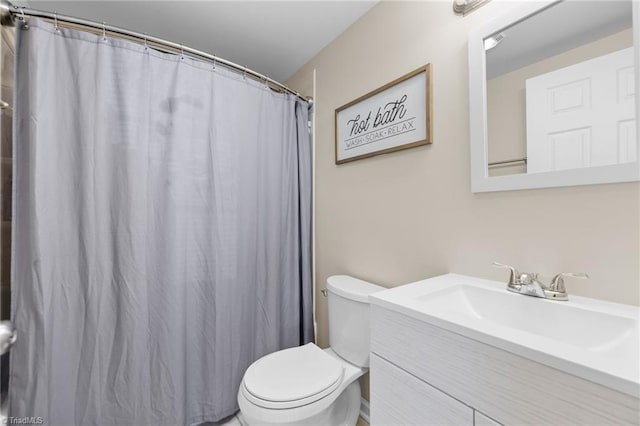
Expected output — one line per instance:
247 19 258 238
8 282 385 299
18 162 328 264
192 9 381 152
237 344 364 425
237 275 384 426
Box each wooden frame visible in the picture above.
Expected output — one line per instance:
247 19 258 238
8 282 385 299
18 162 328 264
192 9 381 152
335 64 433 164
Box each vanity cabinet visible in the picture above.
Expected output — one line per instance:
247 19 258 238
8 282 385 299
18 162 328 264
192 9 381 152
370 353 501 426
370 354 473 425
474 411 501 426
369 304 639 426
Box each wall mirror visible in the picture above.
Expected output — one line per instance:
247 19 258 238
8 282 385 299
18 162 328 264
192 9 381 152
469 0 639 192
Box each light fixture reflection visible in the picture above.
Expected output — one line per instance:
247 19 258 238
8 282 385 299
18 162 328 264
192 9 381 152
484 32 505 51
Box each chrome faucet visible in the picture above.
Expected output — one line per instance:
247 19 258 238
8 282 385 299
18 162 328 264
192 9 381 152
492 262 588 301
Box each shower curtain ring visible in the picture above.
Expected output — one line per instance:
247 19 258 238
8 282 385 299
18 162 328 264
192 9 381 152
180 43 184 60
102 22 107 42
19 7 28 29
143 32 148 51
54 11 59 32
212 57 216 71
243 68 247 80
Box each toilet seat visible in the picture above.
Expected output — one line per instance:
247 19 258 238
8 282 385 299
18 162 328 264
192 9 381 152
241 343 344 409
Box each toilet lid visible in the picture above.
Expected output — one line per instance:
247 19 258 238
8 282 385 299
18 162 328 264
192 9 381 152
242 343 344 408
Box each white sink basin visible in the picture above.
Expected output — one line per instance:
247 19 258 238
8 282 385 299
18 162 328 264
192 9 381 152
370 273 640 398
418 284 637 351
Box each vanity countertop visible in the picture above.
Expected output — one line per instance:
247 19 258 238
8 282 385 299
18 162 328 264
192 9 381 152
369 273 640 398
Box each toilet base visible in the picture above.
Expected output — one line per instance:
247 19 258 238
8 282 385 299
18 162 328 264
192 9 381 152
238 380 361 426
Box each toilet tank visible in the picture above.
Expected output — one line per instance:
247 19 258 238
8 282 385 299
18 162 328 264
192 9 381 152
326 275 385 368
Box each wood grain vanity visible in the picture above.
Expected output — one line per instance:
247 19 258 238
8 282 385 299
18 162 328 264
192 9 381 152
369 275 640 425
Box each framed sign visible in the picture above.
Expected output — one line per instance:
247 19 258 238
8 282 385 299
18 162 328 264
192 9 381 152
335 64 432 164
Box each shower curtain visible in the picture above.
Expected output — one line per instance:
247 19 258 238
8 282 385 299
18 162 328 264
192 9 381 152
9 19 312 426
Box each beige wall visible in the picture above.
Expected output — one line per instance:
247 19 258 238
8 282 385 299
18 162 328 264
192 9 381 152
487 29 633 177
287 1 639 400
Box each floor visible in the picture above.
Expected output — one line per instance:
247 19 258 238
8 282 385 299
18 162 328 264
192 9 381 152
202 413 242 426
357 415 370 426
206 413 369 425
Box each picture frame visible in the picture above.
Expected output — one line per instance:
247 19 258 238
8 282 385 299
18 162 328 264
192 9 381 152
335 64 432 164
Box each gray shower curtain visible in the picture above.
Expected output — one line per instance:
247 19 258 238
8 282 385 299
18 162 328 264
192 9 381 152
9 19 313 426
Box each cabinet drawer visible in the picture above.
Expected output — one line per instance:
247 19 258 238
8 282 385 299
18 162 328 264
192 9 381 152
474 411 502 426
370 354 473 426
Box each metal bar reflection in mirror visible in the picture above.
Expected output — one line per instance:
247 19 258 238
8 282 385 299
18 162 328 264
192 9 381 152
487 157 527 169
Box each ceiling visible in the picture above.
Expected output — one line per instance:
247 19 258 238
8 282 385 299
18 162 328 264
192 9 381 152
18 1 378 83
486 0 633 79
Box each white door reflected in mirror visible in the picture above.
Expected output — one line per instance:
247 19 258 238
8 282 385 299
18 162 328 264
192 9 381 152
526 47 636 173
469 0 640 192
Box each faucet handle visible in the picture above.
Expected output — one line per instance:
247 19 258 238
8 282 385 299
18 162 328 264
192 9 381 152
549 272 589 293
492 262 520 285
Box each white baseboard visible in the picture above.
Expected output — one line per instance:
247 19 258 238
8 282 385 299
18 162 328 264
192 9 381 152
360 398 370 423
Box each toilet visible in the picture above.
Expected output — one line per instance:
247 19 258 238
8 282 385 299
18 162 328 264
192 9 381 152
237 275 385 425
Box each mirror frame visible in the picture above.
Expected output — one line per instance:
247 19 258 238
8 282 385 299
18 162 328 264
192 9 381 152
469 0 640 193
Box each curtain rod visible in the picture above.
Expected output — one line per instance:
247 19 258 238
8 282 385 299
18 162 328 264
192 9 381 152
0 0 312 104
